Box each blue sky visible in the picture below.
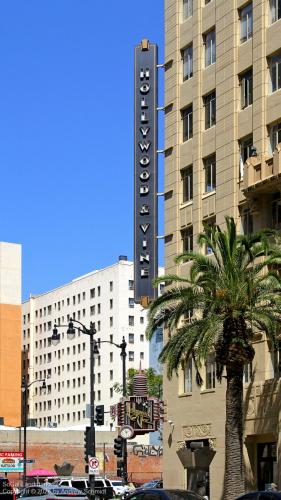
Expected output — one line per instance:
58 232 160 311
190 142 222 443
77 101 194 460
0 1 164 300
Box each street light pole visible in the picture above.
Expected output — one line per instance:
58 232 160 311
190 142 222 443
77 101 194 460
51 319 97 500
21 377 46 487
88 324 97 499
99 337 128 483
51 323 128 487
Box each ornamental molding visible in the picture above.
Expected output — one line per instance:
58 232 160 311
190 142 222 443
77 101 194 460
176 441 187 452
183 423 212 439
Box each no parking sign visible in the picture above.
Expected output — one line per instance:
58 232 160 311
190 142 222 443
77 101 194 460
88 456 99 475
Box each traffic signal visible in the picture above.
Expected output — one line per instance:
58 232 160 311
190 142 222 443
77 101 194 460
114 436 123 457
117 460 124 478
84 426 94 462
95 405 104 426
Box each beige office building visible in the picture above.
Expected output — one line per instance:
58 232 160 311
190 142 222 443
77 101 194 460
163 0 281 497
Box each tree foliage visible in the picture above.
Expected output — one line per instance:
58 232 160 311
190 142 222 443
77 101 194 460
146 217 281 500
113 367 163 398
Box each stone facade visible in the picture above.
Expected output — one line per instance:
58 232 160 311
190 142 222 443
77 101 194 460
163 0 281 498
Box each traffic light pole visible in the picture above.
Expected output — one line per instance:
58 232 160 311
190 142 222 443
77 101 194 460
120 339 128 484
89 331 96 499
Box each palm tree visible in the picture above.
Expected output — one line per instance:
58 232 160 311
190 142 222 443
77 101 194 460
146 217 281 500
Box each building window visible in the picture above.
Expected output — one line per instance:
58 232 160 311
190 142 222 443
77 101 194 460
269 0 281 23
156 329 163 343
129 333 134 344
140 316 144 324
128 280 134 290
110 281 113 291
90 288 95 299
129 351 134 361
181 226 193 252
272 193 281 229
269 121 281 154
182 45 193 81
204 29 216 66
181 165 193 203
129 316 134 326
140 334 144 342
140 352 144 360
240 3 253 43
204 154 216 193
110 370 113 381
110 352 113 362
183 0 193 19
90 305 95 316
110 387 113 398
204 91 216 129
240 135 253 169
204 217 216 254
110 317 113 327
271 341 281 378
240 69 253 108
269 52 281 93
243 362 253 383
182 105 193 141
110 299 113 309
205 354 216 389
128 298 134 308
97 286 101 296
241 208 253 235
184 358 192 393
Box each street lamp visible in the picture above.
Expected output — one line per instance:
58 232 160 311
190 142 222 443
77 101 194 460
21 376 46 486
97 337 128 483
51 319 97 498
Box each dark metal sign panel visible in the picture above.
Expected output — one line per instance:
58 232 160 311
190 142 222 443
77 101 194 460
134 39 158 304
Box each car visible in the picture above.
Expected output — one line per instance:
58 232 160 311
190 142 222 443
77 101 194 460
124 488 204 500
142 481 163 490
237 492 281 500
56 477 114 499
0 477 16 500
110 481 127 497
125 481 163 497
17 483 88 500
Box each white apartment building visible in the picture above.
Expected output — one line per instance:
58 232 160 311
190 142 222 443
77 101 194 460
22 256 154 429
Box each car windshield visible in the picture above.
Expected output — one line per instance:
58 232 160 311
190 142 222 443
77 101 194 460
142 481 159 488
112 482 123 486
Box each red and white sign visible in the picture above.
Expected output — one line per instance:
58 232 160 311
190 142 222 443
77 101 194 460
0 452 24 472
88 456 99 475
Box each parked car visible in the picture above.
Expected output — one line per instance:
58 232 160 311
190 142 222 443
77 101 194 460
141 481 163 489
125 488 204 500
0 477 15 500
17 484 87 500
237 492 281 499
56 477 114 499
110 481 127 497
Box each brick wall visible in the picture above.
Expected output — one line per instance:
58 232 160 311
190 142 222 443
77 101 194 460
0 429 162 485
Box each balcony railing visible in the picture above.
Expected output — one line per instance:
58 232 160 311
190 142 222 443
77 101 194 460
242 145 281 194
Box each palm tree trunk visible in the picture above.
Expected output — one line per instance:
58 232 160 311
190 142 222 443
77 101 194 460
224 365 245 500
